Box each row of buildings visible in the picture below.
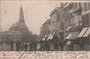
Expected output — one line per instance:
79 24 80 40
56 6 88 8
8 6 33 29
0 31 22 42
40 2 90 50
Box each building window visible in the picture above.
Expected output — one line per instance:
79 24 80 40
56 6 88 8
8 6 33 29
85 3 88 11
87 3 90 10
77 3 80 8
86 14 89 26
74 3 77 8
83 3 90 11
76 15 79 25
71 18 74 25
82 14 89 26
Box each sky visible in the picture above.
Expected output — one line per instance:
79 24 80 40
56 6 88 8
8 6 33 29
0 0 60 35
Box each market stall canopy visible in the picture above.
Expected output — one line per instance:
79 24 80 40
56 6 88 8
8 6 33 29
83 27 90 37
65 32 79 40
65 34 72 39
42 35 47 41
47 34 54 40
77 27 88 38
67 26 72 31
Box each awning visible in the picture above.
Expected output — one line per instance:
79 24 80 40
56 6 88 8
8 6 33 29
47 34 54 40
77 27 88 38
42 35 47 41
65 34 72 39
75 24 79 27
42 38 45 41
83 27 90 37
65 32 79 40
47 34 51 40
67 26 72 31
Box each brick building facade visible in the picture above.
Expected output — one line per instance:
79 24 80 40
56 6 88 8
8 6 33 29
40 2 90 51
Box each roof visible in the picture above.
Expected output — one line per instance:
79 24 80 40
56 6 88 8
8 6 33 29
9 22 28 32
50 7 60 16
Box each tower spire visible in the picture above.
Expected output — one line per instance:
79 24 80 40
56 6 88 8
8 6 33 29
19 6 25 23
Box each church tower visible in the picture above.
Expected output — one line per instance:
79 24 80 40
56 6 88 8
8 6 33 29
9 6 28 31
19 6 25 23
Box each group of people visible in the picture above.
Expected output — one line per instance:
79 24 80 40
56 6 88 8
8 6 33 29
39 32 64 51
9 40 37 51
0 32 77 51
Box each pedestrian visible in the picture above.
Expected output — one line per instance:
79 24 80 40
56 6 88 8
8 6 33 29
10 41 14 51
30 40 34 51
29 41 32 51
66 40 73 51
34 41 37 51
20 42 23 51
45 41 50 51
39 41 43 51
79 40 84 50
16 40 20 51
1 41 2 46
24 42 28 51
59 31 64 51
53 32 59 50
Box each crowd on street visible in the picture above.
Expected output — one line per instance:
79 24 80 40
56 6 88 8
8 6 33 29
0 32 86 51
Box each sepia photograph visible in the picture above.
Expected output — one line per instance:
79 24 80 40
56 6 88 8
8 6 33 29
0 0 90 52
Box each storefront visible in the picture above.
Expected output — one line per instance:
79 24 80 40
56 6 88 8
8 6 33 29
47 33 54 50
77 27 90 50
47 33 54 41
64 31 79 51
